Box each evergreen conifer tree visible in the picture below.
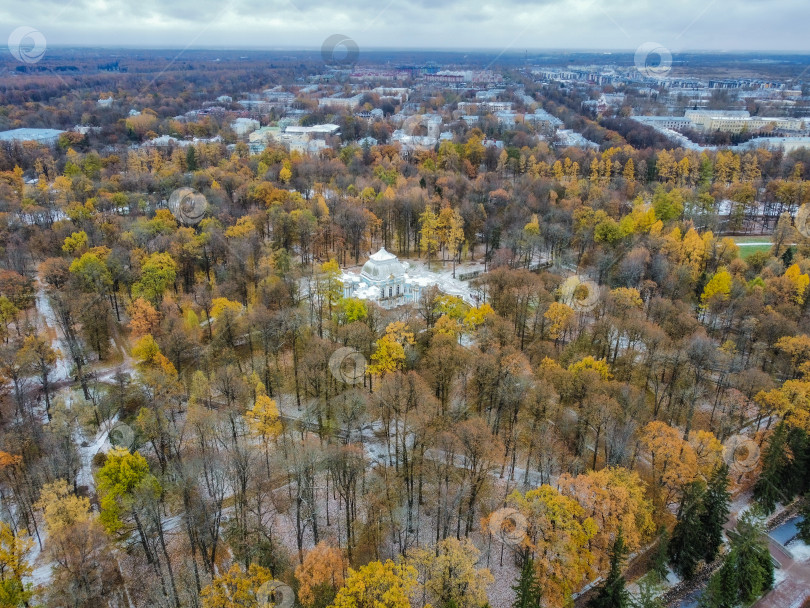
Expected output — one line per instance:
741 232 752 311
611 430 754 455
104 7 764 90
669 481 707 579
700 513 773 608
512 555 542 608
700 464 731 563
588 529 630 608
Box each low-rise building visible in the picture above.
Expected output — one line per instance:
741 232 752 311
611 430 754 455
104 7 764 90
284 124 340 137
525 109 563 131
457 101 513 113
318 94 364 110
632 116 692 132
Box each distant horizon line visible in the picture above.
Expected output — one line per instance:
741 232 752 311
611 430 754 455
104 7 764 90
17 44 810 56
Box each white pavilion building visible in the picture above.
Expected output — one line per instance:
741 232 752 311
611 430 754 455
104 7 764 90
342 247 427 308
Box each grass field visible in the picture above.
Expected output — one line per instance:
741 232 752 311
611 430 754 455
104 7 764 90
737 244 773 259
730 236 774 259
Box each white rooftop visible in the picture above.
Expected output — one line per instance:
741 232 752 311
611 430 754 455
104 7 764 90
369 247 397 262
361 247 406 281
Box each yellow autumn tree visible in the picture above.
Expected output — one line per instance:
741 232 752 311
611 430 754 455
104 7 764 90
35 479 93 534
210 297 243 318
368 335 405 376
62 230 89 255
568 356 612 380
462 303 495 330
419 206 439 268
558 467 654 571
701 268 732 309
410 537 493 608
506 484 597 607
131 334 177 376
640 421 699 506
784 263 810 304
0 521 33 607
687 429 724 476
246 390 282 442
368 322 415 376
437 205 465 264
544 301 574 341
755 378 810 431
608 287 643 312
330 560 417 608
201 563 274 608
246 384 283 474
776 334 810 372
434 314 461 338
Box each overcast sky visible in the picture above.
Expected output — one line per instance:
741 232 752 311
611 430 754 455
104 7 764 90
3 0 808 53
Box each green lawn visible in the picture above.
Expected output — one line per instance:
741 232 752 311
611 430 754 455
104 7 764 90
737 243 772 259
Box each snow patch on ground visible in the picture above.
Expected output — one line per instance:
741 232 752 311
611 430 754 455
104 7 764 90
787 538 810 562
773 567 788 588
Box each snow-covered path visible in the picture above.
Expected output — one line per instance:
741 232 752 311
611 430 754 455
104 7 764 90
34 279 72 383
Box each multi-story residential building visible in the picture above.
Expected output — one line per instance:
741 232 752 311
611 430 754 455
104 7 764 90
318 94 364 110
685 110 805 133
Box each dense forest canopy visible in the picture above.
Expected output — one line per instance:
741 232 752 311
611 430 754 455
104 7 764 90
0 51 809 608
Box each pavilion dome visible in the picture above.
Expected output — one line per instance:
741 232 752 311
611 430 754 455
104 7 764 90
361 247 405 281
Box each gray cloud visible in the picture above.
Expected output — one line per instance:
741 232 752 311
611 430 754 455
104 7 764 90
2 0 808 51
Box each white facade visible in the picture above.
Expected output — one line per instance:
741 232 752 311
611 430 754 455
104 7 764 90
342 248 425 308
685 110 805 133
318 95 364 110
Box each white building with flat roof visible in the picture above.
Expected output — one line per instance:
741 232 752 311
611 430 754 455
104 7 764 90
685 110 805 133
318 94 364 110
284 124 340 136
